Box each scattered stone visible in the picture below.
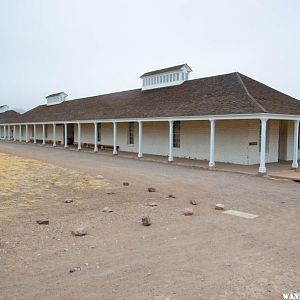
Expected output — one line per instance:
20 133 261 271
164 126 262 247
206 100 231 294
142 215 151 226
147 202 158 207
167 194 176 198
64 198 73 203
102 207 113 213
69 267 81 273
36 219 49 225
148 187 156 192
96 175 104 180
123 182 129 186
190 200 198 205
215 204 225 210
105 191 115 195
184 208 194 216
71 228 87 236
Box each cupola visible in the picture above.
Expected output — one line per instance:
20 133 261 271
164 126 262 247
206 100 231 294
140 64 192 91
46 92 68 106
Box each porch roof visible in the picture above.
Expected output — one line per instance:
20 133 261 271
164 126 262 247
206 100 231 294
4 72 300 124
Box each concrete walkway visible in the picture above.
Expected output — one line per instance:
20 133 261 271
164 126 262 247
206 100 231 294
1 140 299 180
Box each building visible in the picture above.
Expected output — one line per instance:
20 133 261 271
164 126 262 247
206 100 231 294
1 64 300 174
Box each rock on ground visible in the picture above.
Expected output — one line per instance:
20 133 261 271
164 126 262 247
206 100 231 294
215 204 225 210
71 228 87 236
190 200 198 205
142 215 151 226
36 219 49 225
148 187 156 192
147 202 158 207
123 182 129 186
64 198 73 203
102 207 113 213
184 208 194 216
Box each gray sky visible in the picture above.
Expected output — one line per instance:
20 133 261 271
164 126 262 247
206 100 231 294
0 0 299 111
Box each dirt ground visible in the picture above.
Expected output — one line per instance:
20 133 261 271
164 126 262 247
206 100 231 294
0 142 299 300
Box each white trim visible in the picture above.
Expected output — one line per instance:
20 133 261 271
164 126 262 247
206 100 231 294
2 113 300 127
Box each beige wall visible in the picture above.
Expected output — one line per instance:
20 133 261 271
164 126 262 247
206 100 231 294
7 119 297 166
286 120 300 161
70 119 281 165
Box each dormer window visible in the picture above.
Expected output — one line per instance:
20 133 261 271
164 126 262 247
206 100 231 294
140 64 192 91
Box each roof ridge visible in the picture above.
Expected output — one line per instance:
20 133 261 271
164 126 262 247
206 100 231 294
235 72 267 113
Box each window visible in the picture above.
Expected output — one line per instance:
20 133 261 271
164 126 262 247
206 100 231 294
163 75 166 83
97 123 101 142
173 121 180 148
166 74 169 82
259 121 270 153
31 125 34 137
160 75 162 84
128 122 134 145
176 72 179 80
45 124 48 138
170 74 173 82
21 125 24 137
151 77 154 85
185 73 188 80
182 72 185 80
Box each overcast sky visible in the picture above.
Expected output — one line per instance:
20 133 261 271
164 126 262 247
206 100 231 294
0 0 299 112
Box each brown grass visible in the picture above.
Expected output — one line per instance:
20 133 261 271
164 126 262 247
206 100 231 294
0 153 109 221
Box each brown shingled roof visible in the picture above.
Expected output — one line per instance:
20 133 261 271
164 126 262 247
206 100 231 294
3 72 300 124
0 110 20 124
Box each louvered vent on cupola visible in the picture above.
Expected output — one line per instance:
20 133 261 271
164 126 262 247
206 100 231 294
140 64 192 91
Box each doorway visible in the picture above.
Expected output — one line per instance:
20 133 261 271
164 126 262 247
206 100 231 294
278 120 288 161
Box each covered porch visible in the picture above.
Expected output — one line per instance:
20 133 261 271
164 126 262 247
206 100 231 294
0 114 299 175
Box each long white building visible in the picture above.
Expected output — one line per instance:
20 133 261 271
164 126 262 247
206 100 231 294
1 64 300 174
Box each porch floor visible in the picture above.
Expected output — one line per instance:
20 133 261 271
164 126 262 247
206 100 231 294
2 140 299 180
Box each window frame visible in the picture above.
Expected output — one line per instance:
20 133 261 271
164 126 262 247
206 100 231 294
173 121 181 148
127 122 135 145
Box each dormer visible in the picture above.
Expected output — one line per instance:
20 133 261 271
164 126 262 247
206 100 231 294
0 105 9 113
141 64 192 91
46 92 68 106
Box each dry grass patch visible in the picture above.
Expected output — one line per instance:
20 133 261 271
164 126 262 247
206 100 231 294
0 153 109 222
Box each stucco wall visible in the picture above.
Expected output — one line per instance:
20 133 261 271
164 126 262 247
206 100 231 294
286 120 300 161
247 119 279 164
71 120 282 165
4 119 288 165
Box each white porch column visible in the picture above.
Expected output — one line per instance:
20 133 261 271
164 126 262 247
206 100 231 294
209 119 216 168
168 120 174 162
259 118 268 174
77 123 81 150
19 125 22 142
25 124 28 143
4 126 7 139
64 123 68 148
42 124 45 145
53 123 56 147
292 120 299 169
113 122 117 155
94 122 98 152
138 121 143 158
33 124 36 144
13 125 16 141
7 125 11 140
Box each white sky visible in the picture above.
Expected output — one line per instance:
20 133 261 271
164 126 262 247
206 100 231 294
0 0 299 111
